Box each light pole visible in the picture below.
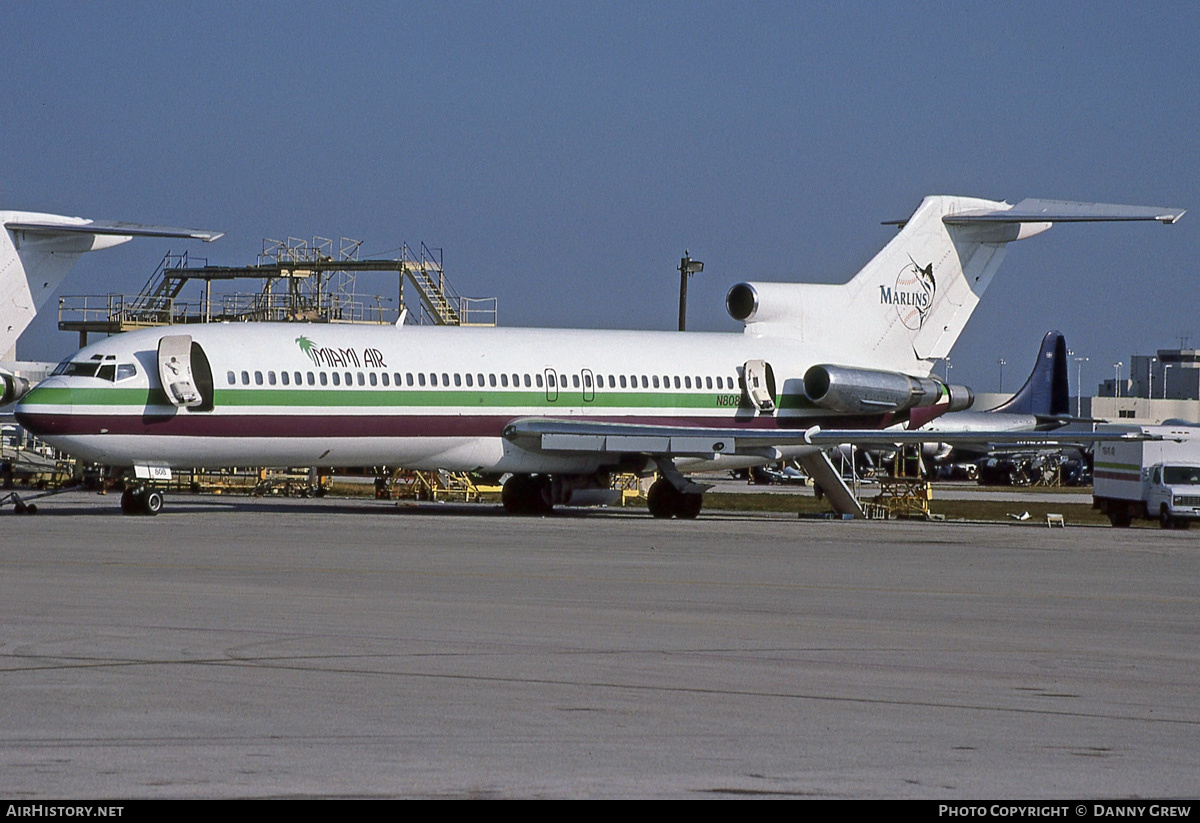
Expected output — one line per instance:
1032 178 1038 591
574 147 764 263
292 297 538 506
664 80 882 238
1114 362 1123 398
997 358 1006 393
1148 356 1157 400
1070 351 1088 417
677 252 704 331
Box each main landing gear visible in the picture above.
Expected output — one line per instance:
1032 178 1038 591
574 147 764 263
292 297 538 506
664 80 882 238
121 484 164 516
501 474 553 515
646 477 703 519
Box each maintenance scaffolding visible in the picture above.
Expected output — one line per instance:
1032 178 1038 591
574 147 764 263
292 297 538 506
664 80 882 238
58 237 497 346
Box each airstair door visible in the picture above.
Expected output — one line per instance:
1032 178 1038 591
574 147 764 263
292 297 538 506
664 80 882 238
158 335 202 408
742 359 777 413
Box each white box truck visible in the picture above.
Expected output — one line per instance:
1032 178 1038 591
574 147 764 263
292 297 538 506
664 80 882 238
1093 424 1200 528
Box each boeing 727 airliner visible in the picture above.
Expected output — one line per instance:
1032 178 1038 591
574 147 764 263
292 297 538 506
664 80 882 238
13 195 1185 516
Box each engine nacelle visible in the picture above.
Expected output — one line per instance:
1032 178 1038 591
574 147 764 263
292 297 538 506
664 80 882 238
726 281 815 325
1 372 32 406
803 364 973 415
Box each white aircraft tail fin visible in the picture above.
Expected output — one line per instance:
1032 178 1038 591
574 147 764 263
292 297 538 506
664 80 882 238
726 196 1185 376
0 211 222 359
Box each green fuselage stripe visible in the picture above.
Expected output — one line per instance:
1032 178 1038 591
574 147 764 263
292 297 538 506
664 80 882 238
25 385 819 412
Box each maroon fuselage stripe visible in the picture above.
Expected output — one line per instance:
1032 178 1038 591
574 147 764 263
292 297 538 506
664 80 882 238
16 411 888 438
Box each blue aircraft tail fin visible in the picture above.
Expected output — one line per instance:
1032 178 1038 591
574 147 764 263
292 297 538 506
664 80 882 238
989 331 1070 416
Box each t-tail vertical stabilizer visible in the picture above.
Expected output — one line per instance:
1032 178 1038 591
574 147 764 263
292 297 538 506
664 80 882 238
0 211 222 361
725 196 1185 377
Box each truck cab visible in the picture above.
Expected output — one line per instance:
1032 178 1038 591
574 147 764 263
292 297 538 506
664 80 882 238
1146 463 1200 529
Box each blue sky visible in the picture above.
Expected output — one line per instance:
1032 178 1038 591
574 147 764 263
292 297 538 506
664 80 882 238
3 1 1196 395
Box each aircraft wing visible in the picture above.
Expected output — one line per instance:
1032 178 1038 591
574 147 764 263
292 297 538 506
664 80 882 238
5 219 224 242
501 417 1157 458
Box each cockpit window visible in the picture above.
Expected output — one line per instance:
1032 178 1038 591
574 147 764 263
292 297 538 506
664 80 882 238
62 361 101 378
55 352 123 380
116 363 138 381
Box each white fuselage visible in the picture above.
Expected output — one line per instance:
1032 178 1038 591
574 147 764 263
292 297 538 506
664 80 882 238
15 322 886 473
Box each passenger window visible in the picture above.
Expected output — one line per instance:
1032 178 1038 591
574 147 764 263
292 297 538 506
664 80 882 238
442 372 450 386
254 371 263 386
268 371 277 386
652 376 660 389
619 375 627 388
684 376 692 389
281 372 289 386
547 373 556 388
430 373 438 387
489 374 497 387
227 371 236 385
536 374 543 388
308 372 315 386
418 373 426 387
241 371 250 385
674 376 681 389
707 376 713 389
407 373 415 387
332 372 341 386
584 373 592 389
572 375 580 389
452 373 460 387
465 373 474 387
358 372 365 386
369 373 378 386
501 374 509 387
524 374 532 388
295 371 302 385
319 373 328 386
382 373 390 387
345 372 353 386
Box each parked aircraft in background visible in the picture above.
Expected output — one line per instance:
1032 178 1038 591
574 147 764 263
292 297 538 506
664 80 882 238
14 196 1184 516
0 210 221 403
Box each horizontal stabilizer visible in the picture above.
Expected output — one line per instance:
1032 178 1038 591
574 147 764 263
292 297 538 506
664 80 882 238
944 199 1185 225
5 219 223 242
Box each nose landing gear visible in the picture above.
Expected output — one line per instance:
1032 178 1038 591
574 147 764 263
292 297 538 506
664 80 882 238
120 485 164 516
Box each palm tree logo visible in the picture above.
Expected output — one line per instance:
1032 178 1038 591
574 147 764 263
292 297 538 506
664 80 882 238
296 335 318 364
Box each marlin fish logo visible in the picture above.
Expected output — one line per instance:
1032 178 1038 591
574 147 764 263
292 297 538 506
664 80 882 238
296 335 318 364
879 257 937 330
